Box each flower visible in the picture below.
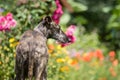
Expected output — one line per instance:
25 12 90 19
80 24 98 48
0 8 4 13
9 38 15 43
9 38 19 48
48 44 55 54
14 53 16 58
10 42 19 48
75 52 81 60
83 54 91 62
66 25 76 36
112 59 118 66
5 13 13 21
48 44 55 50
60 66 69 72
56 58 65 63
52 0 63 24
94 49 104 61
70 59 78 65
0 61 2 65
0 12 17 31
109 67 117 77
109 51 115 58
65 25 76 42
61 25 76 47
98 77 107 80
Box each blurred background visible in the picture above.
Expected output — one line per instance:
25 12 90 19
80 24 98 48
0 0 120 80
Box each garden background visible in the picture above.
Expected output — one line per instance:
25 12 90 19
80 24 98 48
0 0 120 80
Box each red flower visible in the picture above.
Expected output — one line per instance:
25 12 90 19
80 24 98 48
109 51 115 58
94 49 104 61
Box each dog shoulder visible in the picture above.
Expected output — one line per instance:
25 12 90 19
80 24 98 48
16 30 33 51
20 30 33 39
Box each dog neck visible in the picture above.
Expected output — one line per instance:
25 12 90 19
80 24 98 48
34 23 49 39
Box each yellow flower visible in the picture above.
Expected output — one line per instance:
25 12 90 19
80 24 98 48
66 57 73 65
0 46 2 49
14 53 16 58
56 58 65 63
48 49 53 54
57 45 62 50
60 66 69 72
10 43 14 47
9 38 15 43
4 46 10 51
10 42 19 48
0 61 2 65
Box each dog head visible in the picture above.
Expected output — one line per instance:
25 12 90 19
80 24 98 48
38 16 71 43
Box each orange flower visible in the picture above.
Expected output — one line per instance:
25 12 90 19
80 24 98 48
48 49 53 54
88 52 94 58
109 67 117 77
48 44 54 50
83 54 91 62
109 51 116 61
94 49 104 61
98 77 107 80
71 59 78 65
109 51 115 58
75 52 81 60
112 59 118 66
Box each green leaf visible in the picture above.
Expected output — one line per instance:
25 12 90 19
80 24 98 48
60 13 71 25
68 0 88 12
102 6 112 13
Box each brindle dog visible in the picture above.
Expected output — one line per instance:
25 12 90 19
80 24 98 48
15 16 70 80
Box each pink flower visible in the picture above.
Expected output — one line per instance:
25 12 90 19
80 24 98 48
0 12 17 31
0 25 3 31
66 25 76 36
5 13 13 21
0 16 5 24
52 0 63 24
9 19 17 27
61 25 76 47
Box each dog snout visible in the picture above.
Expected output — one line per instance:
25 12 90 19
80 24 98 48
68 38 71 42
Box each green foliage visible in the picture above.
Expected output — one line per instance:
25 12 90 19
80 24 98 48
67 0 120 51
0 0 55 79
0 0 120 79
68 0 88 12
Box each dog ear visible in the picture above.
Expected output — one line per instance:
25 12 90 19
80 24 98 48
44 16 52 24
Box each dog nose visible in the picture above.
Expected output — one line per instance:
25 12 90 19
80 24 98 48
68 38 71 42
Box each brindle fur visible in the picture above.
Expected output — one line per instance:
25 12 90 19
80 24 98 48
15 16 70 80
